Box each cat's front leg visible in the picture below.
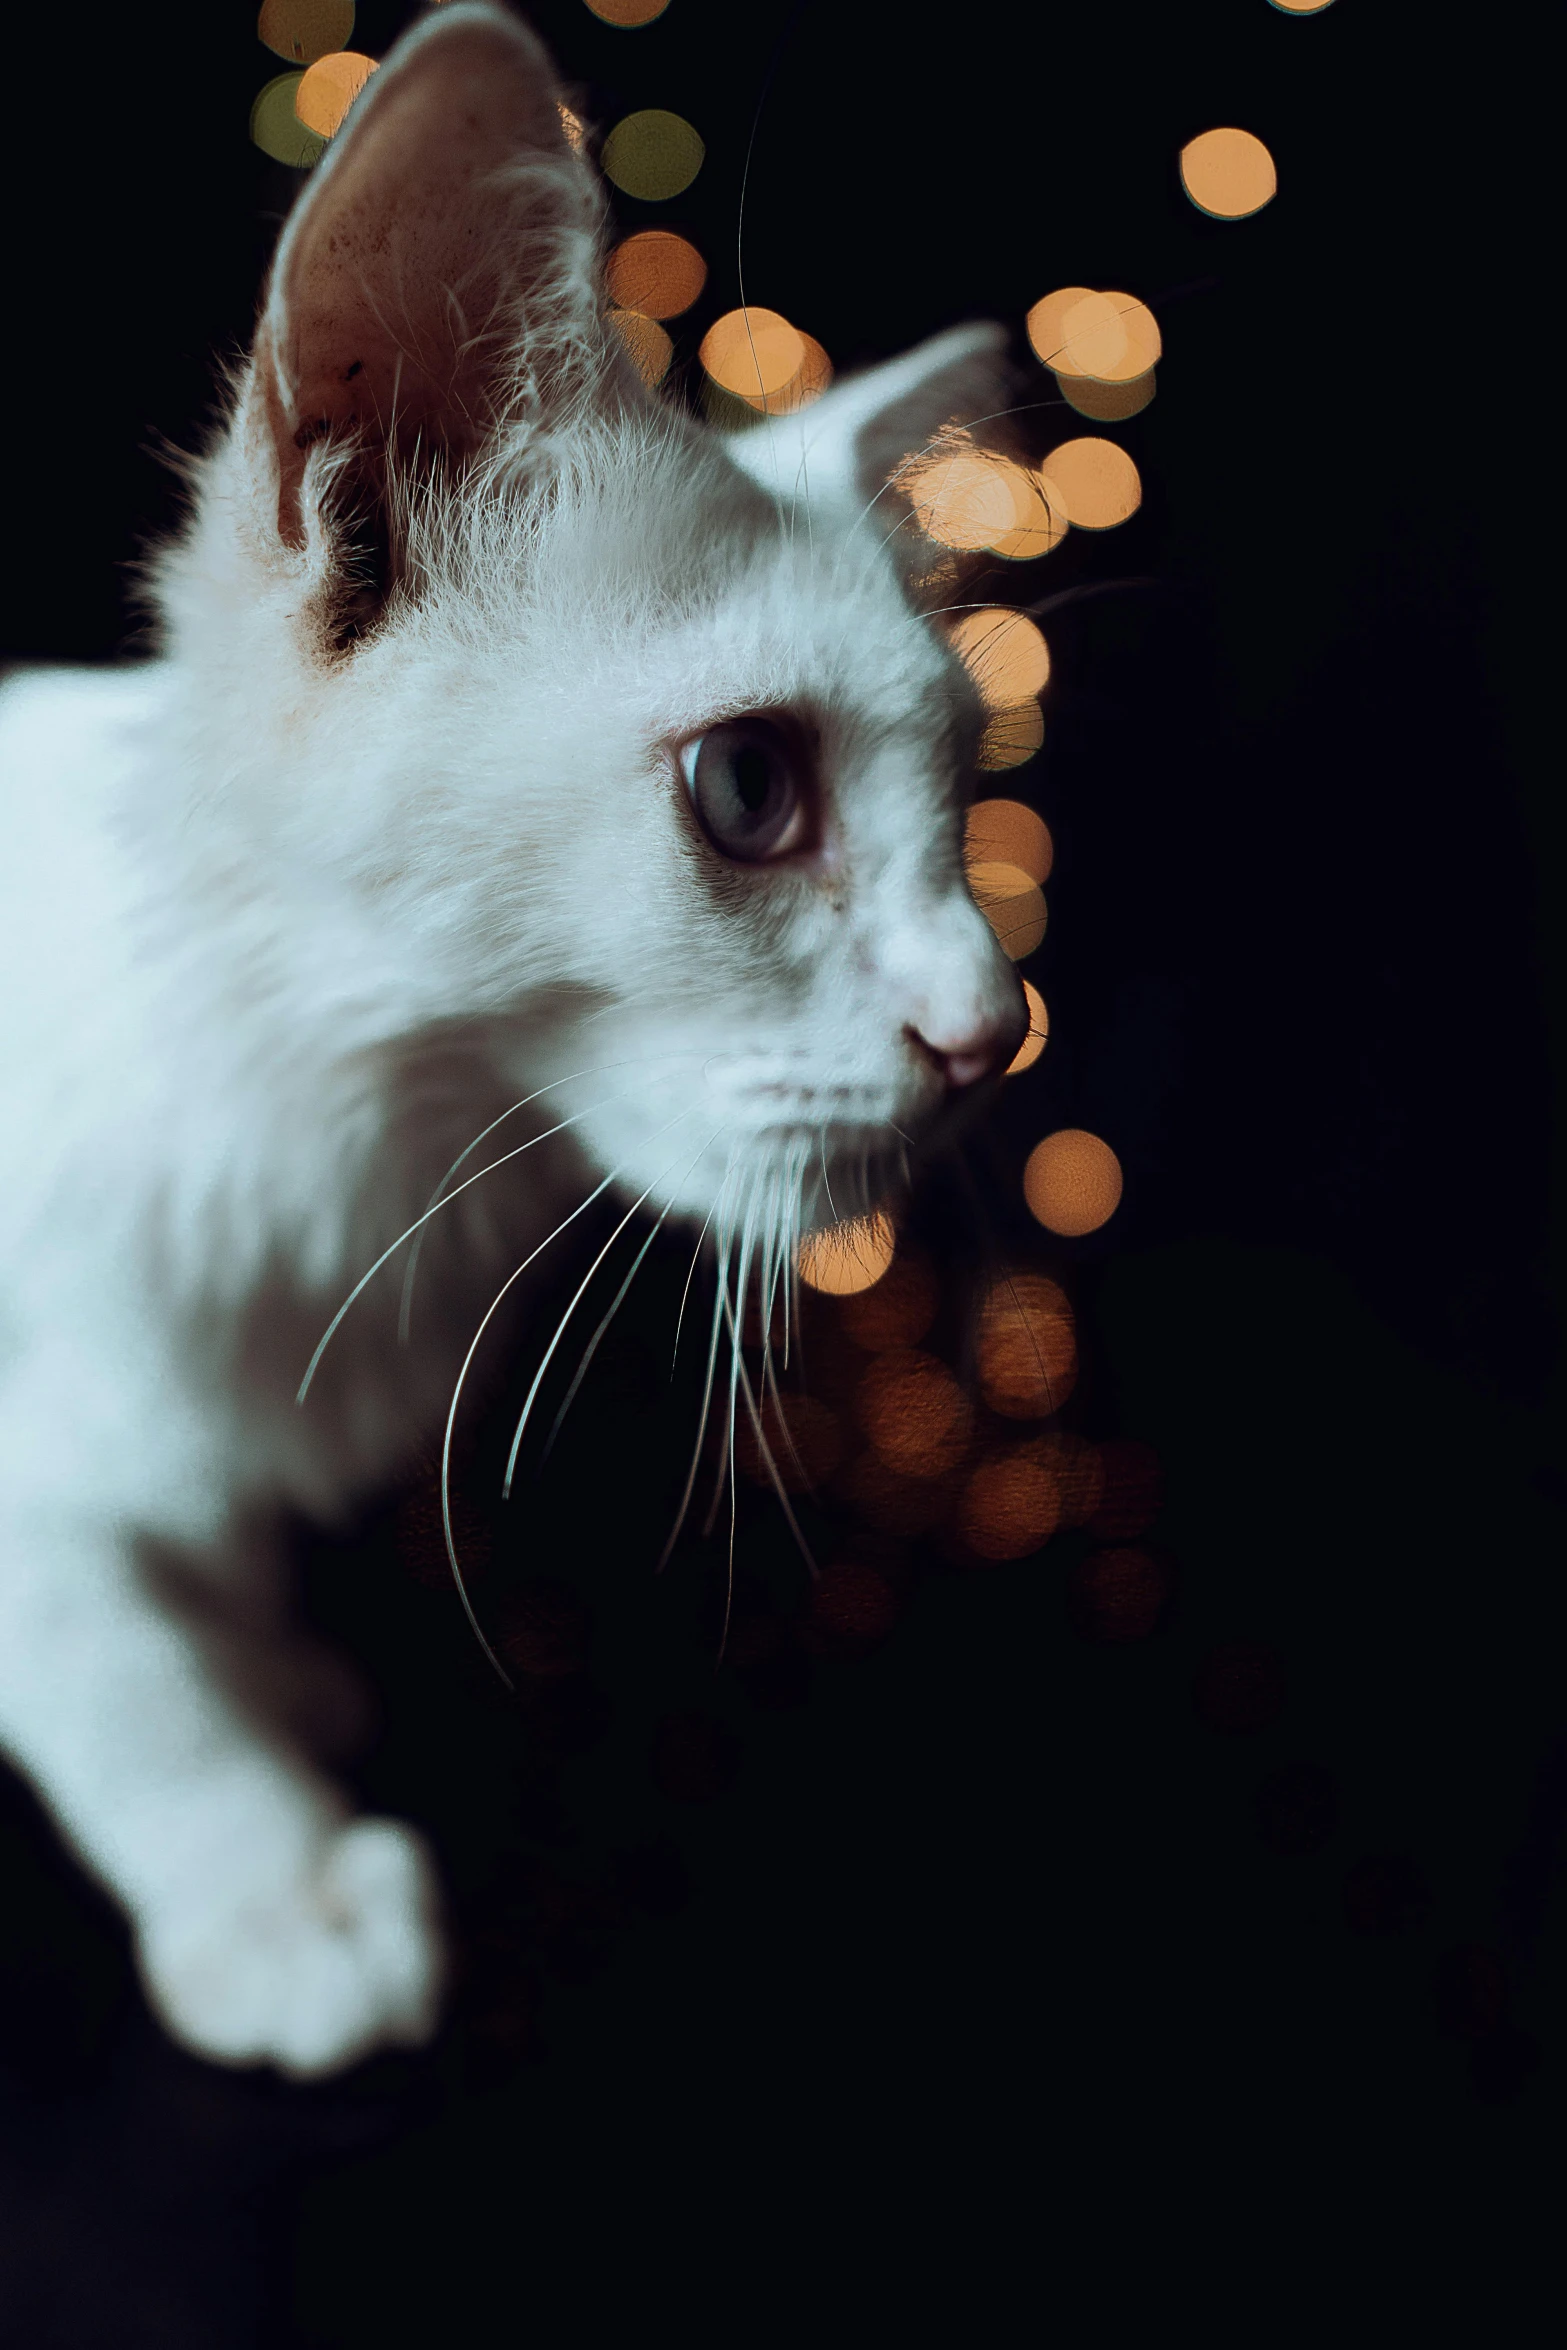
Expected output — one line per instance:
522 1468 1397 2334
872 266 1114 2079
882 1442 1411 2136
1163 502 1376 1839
0 1512 445 2076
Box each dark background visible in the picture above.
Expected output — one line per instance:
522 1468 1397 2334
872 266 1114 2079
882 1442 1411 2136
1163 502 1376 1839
0 0 1557 2335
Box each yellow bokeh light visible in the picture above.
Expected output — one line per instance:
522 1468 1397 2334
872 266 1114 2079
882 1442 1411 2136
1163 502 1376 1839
1180 127 1278 220
607 308 673 386
250 72 325 167
1269 0 1334 13
1023 1130 1123 1236
965 798 1052 883
257 0 354 66
977 700 1045 771
948 609 1050 709
1038 439 1141 531
601 109 705 201
295 49 376 137
1007 980 1048 1075
859 1349 974 1479
976 1273 1077 1418
798 1211 896 1296
606 230 707 321
584 0 672 22
969 862 1047 961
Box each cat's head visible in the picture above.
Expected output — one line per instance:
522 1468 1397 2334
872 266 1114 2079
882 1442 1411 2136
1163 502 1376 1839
162 2 1027 1249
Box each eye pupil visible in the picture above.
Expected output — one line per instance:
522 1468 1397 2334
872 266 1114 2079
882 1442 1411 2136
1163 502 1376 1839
684 718 809 863
733 745 771 813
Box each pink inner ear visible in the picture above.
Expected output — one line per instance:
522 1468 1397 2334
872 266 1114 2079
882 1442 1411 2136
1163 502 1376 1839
260 12 588 547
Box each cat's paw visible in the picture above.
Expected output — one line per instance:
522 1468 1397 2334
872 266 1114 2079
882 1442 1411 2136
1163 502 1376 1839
137 1818 445 2078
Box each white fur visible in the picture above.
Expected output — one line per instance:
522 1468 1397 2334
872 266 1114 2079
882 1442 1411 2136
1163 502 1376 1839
0 3 1021 2073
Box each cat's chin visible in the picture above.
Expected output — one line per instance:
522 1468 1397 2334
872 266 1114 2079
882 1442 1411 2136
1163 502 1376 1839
593 1117 906 1237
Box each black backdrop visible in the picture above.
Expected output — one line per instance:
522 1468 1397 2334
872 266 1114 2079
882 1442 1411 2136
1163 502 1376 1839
0 2 1557 2336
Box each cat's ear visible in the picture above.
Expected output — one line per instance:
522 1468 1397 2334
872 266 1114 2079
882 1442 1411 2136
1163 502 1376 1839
244 2 614 618
726 324 1011 516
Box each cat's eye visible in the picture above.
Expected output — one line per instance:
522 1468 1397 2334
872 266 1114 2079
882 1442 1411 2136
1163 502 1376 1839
678 717 812 864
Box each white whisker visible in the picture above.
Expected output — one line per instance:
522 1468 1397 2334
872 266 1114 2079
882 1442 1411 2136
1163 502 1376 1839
499 1113 708 1499
659 1200 735 1571
299 1083 637 1405
398 1055 649 1345
440 1161 629 1689
538 1203 671 1470
670 1156 739 1376
704 1169 760 1539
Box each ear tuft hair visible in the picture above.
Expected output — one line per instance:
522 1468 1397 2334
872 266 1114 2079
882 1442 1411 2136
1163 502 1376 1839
243 2 624 645
725 324 1014 520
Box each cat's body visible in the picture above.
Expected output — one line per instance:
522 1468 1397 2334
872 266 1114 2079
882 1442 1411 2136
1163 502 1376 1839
0 3 1024 2074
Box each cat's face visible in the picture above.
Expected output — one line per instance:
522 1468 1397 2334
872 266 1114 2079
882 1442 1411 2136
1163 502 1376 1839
540 501 1020 1236
166 3 1025 1245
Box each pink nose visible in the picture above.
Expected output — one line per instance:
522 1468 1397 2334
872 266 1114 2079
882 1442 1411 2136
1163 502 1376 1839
906 1008 1025 1090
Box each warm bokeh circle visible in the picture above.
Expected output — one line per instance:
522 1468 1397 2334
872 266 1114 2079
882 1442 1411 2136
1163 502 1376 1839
1023 1131 1123 1236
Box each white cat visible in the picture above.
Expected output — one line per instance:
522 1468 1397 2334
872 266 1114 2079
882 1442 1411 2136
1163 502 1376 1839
0 2 1024 2076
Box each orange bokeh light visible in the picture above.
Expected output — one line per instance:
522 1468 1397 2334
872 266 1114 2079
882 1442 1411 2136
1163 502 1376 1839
1087 1438 1162 1541
257 0 355 66
968 861 1047 962
735 1392 843 1493
965 798 1052 884
838 1253 939 1351
975 1273 1077 1419
838 1448 956 1536
701 308 803 400
1069 1546 1170 1642
1023 1130 1123 1236
977 701 1045 771
755 331 834 415
957 1443 1063 1560
903 446 1062 561
606 230 708 321
584 0 671 21
1052 291 1161 384
1040 1431 1107 1526
990 469 1069 562
948 609 1051 709
607 308 673 386
1038 439 1142 531
1025 286 1096 369
798 1212 896 1297
905 450 1022 551
294 49 376 137
1007 980 1048 1075
859 1349 974 1479
1180 127 1278 220
1059 371 1156 424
